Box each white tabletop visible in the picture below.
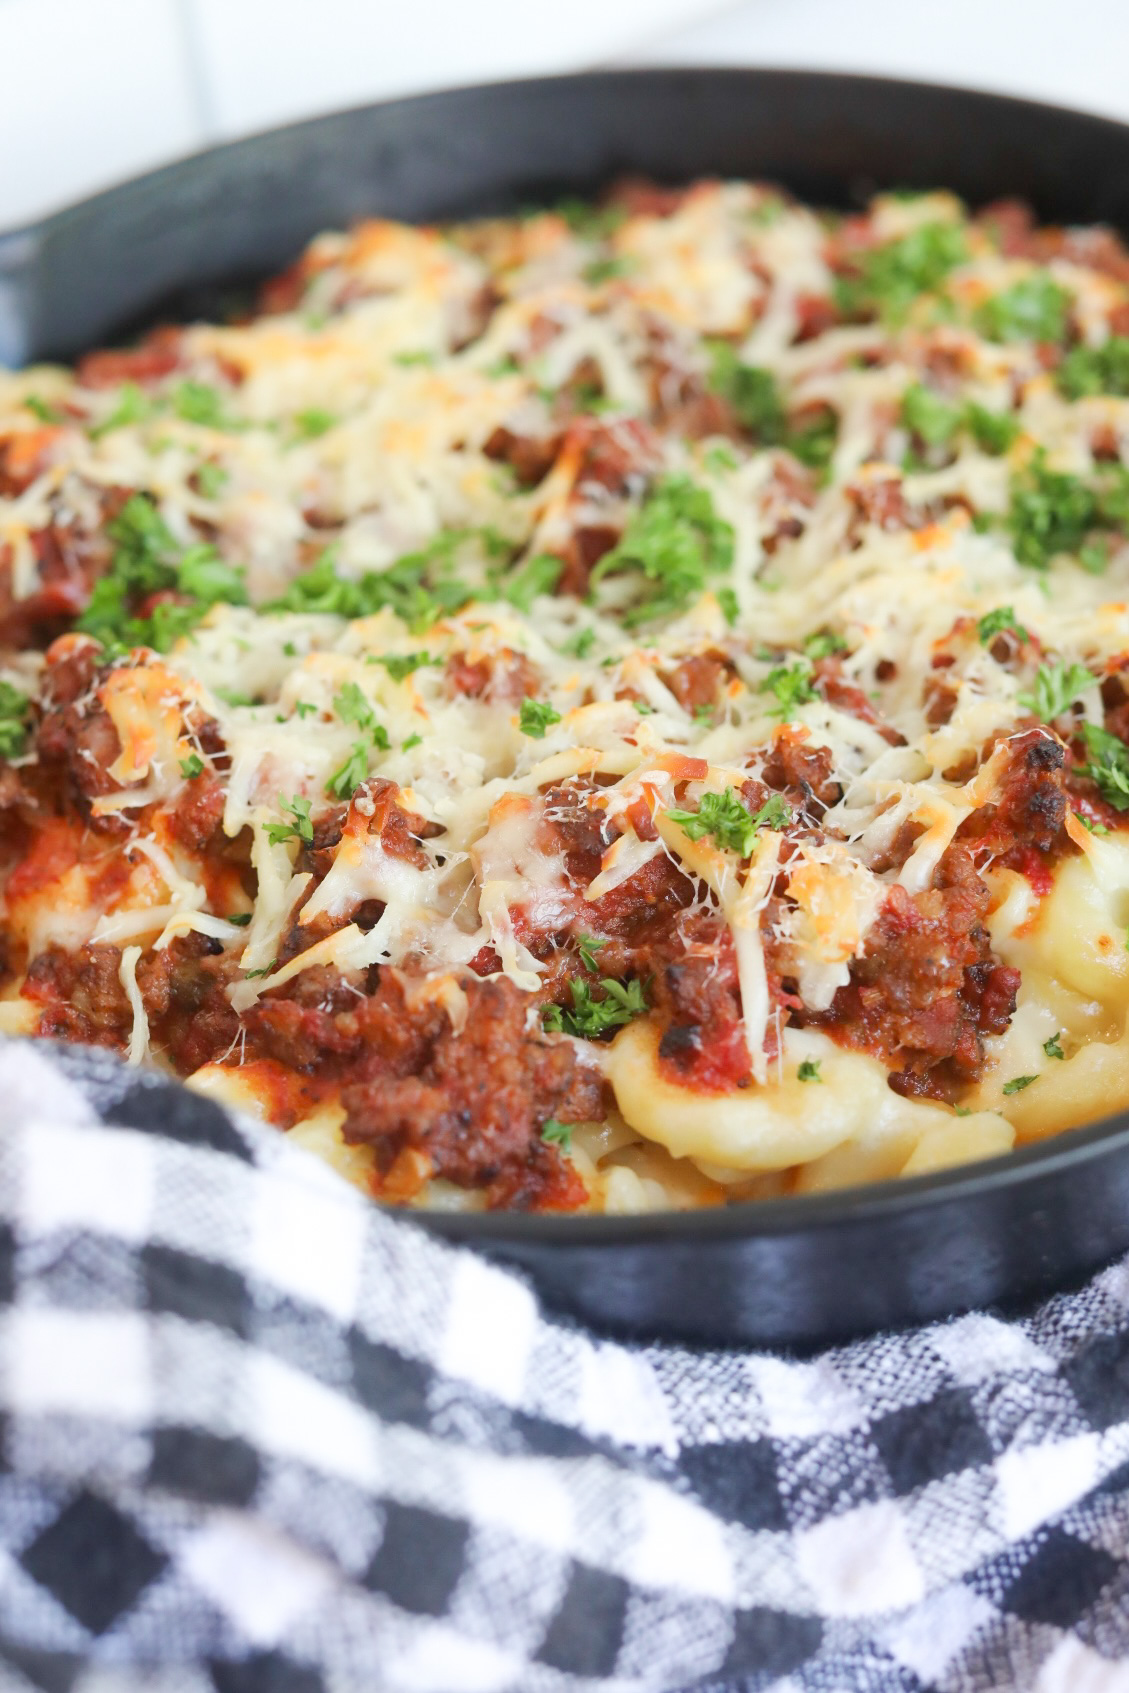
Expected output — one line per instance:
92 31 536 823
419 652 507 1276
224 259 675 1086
0 0 1127 233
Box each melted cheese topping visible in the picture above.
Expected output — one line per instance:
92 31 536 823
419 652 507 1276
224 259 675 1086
5 180 1129 1211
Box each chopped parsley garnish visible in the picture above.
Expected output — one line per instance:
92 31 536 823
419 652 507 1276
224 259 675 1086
327 740 371 800
1016 660 1094 722
268 531 496 631
539 1119 574 1153
292 408 337 440
371 652 438 682
577 934 606 973
402 733 423 751
294 701 317 718
519 698 561 738
633 700 654 715
89 382 153 439
797 1059 822 1082
393 349 435 367
551 196 627 239
964 402 1021 455
179 753 204 779
244 961 277 979
901 382 961 447
0 682 32 759
1075 811 1109 836
707 345 786 438
264 795 313 845
717 586 739 627
564 627 596 659
76 494 247 654
704 442 739 474
24 394 62 424
333 681 377 729
174 381 234 429
583 255 635 286
1043 1032 1065 1060
543 976 648 1038
1006 457 1101 569
706 346 839 469
498 552 563 612
228 911 252 926
760 660 816 719
590 475 735 627
667 787 790 856
1080 540 1110 576
1002 1074 1037 1095
835 222 967 324
692 703 714 725
1080 722 1129 809
976 274 1071 344
804 629 848 660
977 606 1030 646
195 462 229 499
1058 336 1129 400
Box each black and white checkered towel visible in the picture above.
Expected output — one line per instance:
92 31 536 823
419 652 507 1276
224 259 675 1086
1 1038 1128 1693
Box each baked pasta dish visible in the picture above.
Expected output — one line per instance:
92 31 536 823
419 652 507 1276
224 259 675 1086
4 180 1129 1214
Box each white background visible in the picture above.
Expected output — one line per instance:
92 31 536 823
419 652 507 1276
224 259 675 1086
2 0 1129 232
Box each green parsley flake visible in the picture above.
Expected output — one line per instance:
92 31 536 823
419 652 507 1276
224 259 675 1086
1058 337 1129 400
1080 723 1129 810
543 976 648 1038
372 652 439 682
333 681 377 729
1006 457 1100 569
24 394 63 424
174 381 234 429
292 408 337 440
797 1059 822 1082
76 494 246 655
1016 660 1094 722
0 682 32 760
539 1119 574 1153
977 606 1030 646
901 382 961 447
977 274 1071 344
564 627 596 659
1075 811 1109 836
1043 1032 1065 1060
760 661 816 719
195 462 229 499
965 402 1021 455
590 475 735 627
519 699 561 738
583 255 636 286
1002 1074 1038 1095
667 787 791 856
835 222 967 324
402 733 423 751
90 382 153 439
264 796 313 846
498 553 563 612
179 753 204 779
327 741 370 801
577 934 606 973
804 630 848 661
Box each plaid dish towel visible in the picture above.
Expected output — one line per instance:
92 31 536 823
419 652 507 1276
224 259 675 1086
0 1042 1128 1693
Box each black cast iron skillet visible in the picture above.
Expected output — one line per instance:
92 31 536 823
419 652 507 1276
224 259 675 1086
5 69 1129 1349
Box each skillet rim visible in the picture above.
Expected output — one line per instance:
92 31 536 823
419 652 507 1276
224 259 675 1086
5 64 1129 1254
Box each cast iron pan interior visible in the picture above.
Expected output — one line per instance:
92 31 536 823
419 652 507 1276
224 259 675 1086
4 69 1129 1348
